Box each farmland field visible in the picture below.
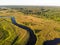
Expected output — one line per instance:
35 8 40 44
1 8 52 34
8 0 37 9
0 6 60 45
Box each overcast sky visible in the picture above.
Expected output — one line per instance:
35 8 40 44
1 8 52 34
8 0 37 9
0 0 60 6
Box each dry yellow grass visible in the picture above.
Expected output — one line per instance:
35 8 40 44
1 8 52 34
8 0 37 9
0 9 60 45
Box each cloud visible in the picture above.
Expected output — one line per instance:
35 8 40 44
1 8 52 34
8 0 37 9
0 0 60 6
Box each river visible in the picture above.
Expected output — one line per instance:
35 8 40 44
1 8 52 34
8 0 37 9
11 16 37 45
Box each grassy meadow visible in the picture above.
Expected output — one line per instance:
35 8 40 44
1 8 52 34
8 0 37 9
0 6 60 45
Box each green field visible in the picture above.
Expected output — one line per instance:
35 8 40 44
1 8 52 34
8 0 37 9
0 18 29 45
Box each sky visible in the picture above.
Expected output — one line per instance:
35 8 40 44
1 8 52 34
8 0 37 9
0 0 60 6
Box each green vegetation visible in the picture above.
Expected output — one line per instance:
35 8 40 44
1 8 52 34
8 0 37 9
0 6 60 45
14 7 60 22
0 18 29 45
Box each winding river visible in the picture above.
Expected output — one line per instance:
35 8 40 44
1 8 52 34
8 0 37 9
11 16 37 45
